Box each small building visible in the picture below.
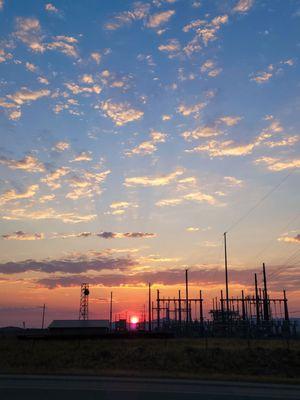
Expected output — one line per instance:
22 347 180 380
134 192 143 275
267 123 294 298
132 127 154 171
48 319 110 336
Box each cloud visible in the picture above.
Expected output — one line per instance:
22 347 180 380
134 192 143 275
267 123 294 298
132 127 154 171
91 52 101 64
177 101 206 117
255 157 300 171
100 100 144 126
186 139 255 157
251 70 272 84
124 168 184 187
182 126 222 141
158 38 181 53
156 198 183 207
41 167 70 190
0 49 13 63
25 62 37 72
97 232 156 239
47 36 78 57
0 155 45 172
233 0 254 13
147 10 175 28
224 176 244 187
14 17 45 53
2 208 97 224
182 15 228 56
33 264 291 290
218 116 242 126
278 234 300 244
7 88 50 105
53 141 70 152
38 76 49 85
65 82 101 95
126 131 167 156
104 2 150 30
156 190 218 207
0 184 38 205
186 227 199 232
66 170 110 199
201 59 222 77
0 252 136 275
2 231 44 241
263 136 299 148
8 110 22 120
45 3 59 13
108 201 138 215
39 194 55 203
70 151 92 162
183 191 217 205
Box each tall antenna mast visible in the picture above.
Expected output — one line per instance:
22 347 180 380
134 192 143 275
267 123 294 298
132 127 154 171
79 283 89 320
109 291 113 331
148 283 152 332
224 232 229 312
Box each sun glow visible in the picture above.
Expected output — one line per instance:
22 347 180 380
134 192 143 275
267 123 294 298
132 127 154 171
130 316 139 324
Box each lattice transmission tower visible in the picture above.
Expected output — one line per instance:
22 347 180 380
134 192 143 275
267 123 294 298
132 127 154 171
79 283 89 320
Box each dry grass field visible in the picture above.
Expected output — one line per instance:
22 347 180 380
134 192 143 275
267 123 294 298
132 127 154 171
1 337 300 383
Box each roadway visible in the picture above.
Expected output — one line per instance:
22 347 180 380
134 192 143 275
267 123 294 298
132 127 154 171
0 375 300 399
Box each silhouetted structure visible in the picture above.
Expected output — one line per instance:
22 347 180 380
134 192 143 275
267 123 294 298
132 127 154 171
79 283 89 320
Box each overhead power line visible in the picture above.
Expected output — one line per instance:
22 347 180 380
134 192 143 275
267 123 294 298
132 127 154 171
225 168 296 234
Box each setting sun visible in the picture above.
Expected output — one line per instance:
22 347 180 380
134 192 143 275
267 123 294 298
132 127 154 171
130 316 139 324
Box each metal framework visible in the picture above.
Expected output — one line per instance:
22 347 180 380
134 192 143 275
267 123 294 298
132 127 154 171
79 283 89 320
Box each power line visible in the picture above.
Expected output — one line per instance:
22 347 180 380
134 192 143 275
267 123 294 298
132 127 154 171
268 247 300 281
251 209 300 264
225 168 296 234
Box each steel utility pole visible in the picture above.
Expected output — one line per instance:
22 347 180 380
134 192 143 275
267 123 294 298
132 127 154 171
255 273 260 324
109 291 113 331
262 263 269 321
185 269 189 325
224 232 229 312
148 283 152 332
41 304 46 329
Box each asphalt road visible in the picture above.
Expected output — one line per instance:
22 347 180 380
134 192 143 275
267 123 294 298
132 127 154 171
0 375 300 400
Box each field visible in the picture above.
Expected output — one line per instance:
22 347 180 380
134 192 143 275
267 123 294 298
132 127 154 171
1 337 300 383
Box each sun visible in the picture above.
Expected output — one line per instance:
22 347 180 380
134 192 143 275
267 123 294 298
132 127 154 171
130 316 139 324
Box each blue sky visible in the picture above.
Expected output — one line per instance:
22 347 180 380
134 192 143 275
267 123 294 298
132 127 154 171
0 0 299 325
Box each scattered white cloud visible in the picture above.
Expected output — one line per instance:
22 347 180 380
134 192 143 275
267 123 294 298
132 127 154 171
53 141 70 152
224 176 244 187
91 52 101 64
41 167 70 190
70 151 93 162
0 184 39 205
182 126 221 141
147 10 175 28
2 208 97 223
0 155 45 172
124 169 184 187
158 38 180 53
201 59 222 77
255 157 300 171
100 100 144 126
2 231 44 240
7 88 50 105
278 233 300 244
177 101 206 117
45 3 59 13
218 116 242 126
233 0 254 13
126 131 167 156
104 3 150 30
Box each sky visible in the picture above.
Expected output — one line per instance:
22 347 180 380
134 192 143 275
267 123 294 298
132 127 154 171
0 0 299 327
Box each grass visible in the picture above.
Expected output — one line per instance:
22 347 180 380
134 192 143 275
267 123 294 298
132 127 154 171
0 337 300 383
